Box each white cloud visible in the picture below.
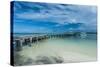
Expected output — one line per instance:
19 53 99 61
14 3 97 32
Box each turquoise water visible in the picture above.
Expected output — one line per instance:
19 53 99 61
14 33 97 65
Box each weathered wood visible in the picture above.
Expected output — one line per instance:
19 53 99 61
13 33 84 51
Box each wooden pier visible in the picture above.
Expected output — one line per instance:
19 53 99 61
13 35 49 51
12 32 86 51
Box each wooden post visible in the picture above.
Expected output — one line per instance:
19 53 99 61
15 39 23 51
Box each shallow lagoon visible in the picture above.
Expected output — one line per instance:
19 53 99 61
14 34 97 66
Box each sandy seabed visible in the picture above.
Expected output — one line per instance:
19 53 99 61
14 38 97 66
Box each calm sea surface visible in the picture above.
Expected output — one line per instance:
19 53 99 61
13 33 97 65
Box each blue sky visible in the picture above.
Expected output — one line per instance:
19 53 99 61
12 1 97 33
